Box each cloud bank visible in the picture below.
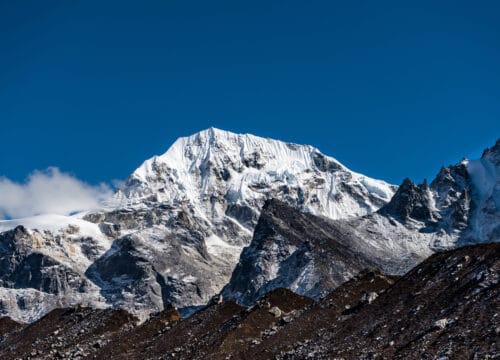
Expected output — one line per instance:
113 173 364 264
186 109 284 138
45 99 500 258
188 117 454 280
0 167 112 219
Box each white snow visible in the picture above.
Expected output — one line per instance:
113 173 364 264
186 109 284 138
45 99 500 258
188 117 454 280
0 213 112 274
0 213 105 240
467 158 500 206
465 155 500 242
205 234 242 258
119 127 396 221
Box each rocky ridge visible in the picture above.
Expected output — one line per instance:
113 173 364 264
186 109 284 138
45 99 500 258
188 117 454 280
0 242 497 359
221 199 416 305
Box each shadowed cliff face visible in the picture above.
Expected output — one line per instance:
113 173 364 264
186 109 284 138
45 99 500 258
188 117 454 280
221 199 389 306
0 226 91 295
379 178 436 223
379 162 472 236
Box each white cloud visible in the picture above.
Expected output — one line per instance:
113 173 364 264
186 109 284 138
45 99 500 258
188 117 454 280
0 167 112 219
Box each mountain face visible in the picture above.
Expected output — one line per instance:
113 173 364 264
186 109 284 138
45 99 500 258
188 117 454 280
0 128 395 322
221 199 423 306
0 129 498 323
355 139 500 253
221 140 500 305
115 127 395 220
0 218 108 322
80 128 395 318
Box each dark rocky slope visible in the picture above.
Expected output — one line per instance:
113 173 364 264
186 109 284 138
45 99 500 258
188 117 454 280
271 242 500 359
95 288 312 360
94 305 183 359
0 307 136 359
221 198 420 305
249 269 399 360
0 317 22 344
0 242 497 359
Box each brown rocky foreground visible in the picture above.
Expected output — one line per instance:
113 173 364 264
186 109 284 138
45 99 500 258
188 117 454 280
0 243 498 360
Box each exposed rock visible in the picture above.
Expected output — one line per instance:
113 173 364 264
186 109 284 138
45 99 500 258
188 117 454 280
0 243 497 360
222 199 420 305
361 291 378 304
433 318 448 330
379 178 436 223
0 307 137 360
267 242 500 359
268 306 282 318
0 317 23 341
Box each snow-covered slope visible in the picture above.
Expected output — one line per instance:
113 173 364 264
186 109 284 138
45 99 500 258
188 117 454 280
463 141 500 242
0 130 498 323
86 128 395 315
361 139 500 254
115 127 395 228
222 140 500 305
0 128 396 321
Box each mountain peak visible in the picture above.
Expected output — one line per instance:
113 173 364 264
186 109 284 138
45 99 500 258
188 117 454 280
139 127 321 178
121 128 395 221
379 177 434 223
183 127 241 143
197 126 239 137
170 127 318 158
481 138 500 165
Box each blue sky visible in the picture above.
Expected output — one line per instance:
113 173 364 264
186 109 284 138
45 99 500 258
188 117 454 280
1 0 499 187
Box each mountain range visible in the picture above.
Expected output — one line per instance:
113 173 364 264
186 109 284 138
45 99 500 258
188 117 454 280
0 128 499 323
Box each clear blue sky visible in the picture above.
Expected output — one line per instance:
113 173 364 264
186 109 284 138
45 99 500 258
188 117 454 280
1 0 499 186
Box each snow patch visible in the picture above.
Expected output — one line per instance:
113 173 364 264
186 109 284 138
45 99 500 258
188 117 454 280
205 234 242 258
0 213 106 240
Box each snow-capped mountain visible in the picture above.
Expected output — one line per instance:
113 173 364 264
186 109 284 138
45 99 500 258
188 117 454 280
346 139 500 256
222 140 500 305
0 128 395 321
0 130 498 323
116 127 395 220
84 129 395 315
